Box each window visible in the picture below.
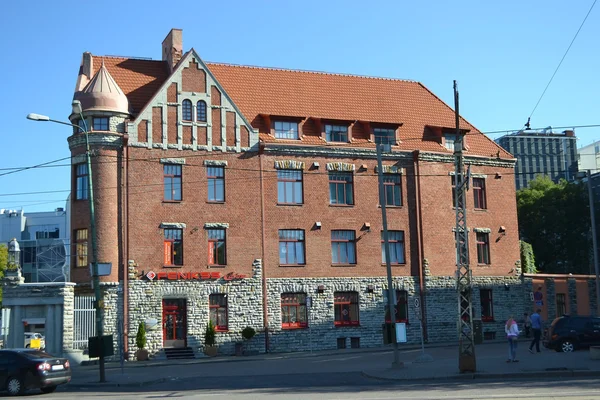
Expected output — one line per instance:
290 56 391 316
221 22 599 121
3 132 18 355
382 230 405 264
281 293 307 328
277 170 303 204
473 178 487 209
444 134 457 151
163 164 182 201
476 232 490 264
385 290 408 323
209 294 228 331
556 293 566 317
279 230 305 265
74 229 88 268
331 230 356 264
274 121 299 140
23 246 36 264
182 99 193 121
451 176 457 207
374 128 396 145
334 291 359 326
480 289 494 321
75 163 89 200
76 119 87 133
207 166 225 202
164 228 183 266
383 174 402 206
207 229 226 265
328 172 354 205
36 227 60 239
197 101 207 122
92 117 108 131
325 124 348 142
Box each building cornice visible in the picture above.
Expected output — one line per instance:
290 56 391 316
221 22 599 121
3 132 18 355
68 133 123 150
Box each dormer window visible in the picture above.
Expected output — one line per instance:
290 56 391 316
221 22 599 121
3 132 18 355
273 121 299 140
325 124 348 142
92 117 108 131
197 101 207 122
182 99 193 121
373 128 396 146
444 134 457 151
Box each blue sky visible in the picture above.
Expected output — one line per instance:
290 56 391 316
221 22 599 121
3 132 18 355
0 0 598 212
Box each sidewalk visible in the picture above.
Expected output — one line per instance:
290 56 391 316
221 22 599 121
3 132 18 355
68 341 600 388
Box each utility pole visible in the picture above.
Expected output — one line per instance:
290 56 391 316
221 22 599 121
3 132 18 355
453 81 476 373
377 143 402 369
586 170 600 315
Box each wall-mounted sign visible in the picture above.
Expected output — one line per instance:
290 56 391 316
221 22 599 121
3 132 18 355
223 272 248 281
145 271 248 281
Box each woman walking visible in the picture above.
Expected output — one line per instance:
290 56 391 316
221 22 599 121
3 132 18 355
505 316 520 363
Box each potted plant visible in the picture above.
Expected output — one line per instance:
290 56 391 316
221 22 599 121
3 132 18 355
204 320 218 357
135 322 149 361
241 326 257 355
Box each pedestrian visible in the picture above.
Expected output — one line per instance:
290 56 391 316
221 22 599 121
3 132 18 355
523 312 531 338
505 316 520 363
529 308 542 353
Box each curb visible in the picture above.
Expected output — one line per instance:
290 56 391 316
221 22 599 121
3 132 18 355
67 376 174 389
360 369 600 382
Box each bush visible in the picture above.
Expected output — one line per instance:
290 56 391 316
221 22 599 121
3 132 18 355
241 326 256 341
205 320 216 346
136 322 146 350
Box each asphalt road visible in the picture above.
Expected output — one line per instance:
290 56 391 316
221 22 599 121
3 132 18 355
34 375 600 399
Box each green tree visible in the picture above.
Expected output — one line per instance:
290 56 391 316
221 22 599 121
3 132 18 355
519 240 538 274
136 321 147 349
517 176 591 274
0 244 6 307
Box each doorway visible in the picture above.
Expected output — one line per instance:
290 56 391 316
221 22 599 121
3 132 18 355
162 299 187 348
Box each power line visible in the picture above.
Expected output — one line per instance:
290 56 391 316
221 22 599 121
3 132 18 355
0 156 71 177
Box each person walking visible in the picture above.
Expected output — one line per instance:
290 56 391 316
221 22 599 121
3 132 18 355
523 312 532 338
529 308 542 353
505 316 520 362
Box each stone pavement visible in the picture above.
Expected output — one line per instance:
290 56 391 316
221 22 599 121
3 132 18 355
67 341 600 389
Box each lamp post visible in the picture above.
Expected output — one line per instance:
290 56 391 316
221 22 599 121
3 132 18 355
27 101 106 383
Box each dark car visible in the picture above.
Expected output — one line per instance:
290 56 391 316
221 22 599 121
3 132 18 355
544 315 600 352
0 349 71 396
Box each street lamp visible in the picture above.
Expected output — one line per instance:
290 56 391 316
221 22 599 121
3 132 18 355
27 100 106 383
7 238 21 270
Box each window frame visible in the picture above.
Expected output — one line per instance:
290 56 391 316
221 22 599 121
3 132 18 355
163 164 182 202
556 293 567 317
444 133 457 151
383 174 402 207
381 230 406 265
281 293 308 329
278 229 306 266
75 163 89 200
331 230 357 265
92 117 109 131
209 294 228 332
277 170 303 205
328 172 354 206
73 229 88 268
325 124 348 143
197 101 207 122
480 288 494 322
476 232 491 265
334 291 360 326
207 166 225 203
207 229 227 266
373 127 396 146
273 121 299 140
164 228 183 266
182 99 193 122
473 178 487 210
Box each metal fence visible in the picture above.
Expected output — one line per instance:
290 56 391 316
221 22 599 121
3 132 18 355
73 296 96 350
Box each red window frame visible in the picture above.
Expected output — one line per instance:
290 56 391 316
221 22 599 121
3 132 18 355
328 172 354 205
383 174 402 206
480 289 494 322
382 230 406 265
164 228 183 266
207 229 226 266
473 178 487 209
207 166 225 202
277 170 303 204
273 121 299 140
385 290 409 323
278 230 305 265
281 293 308 329
182 99 193 121
331 230 356 265
163 164 182 202
73 229 88 268
209 294 228 331
476 232 490 265
334 291 359 326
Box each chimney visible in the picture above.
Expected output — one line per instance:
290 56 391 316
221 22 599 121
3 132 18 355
162 29 183 72
82 52 93 79
563 129 575 137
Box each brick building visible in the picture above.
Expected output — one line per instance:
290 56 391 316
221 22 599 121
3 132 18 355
68 29 522 359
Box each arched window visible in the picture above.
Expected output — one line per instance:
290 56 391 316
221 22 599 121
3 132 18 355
182 99 193 121
197 100 207 122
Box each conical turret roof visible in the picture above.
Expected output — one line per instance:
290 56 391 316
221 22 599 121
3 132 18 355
74 60 130 114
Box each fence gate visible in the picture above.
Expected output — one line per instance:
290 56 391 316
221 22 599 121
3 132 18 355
73 296 96 350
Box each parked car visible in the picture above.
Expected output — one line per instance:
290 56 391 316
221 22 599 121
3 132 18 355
543 315 600 352
0 349 71 395
24 332 45 349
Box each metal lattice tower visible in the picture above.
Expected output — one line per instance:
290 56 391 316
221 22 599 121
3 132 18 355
453 81 476 372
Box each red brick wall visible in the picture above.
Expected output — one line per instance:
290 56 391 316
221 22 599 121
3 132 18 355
138 120 148 142
181 60 206 93
212 108 222 147
198 127 207 146
211 86 221 106
183 126 192 145
167 106 178 144
167 83 177 103
226 112 236 147
241 126 249 148
152 107 162 143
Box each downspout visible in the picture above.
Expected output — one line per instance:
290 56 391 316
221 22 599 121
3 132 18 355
122 135 130 358
413 150 428 341
259 145 270 352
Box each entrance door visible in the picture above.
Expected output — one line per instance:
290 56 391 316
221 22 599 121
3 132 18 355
162 299 187 348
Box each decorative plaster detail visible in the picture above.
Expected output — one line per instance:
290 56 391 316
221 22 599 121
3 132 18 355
71 154 87 164
419 152 516 168
472 173 487 178
451 227 472 232
473 227 491 233
160 158 186 165
159 222 187 229
326 162 355 172
203 160 228 167
263 145 412 161
274 160 305 170
375 165 404 174
67 133 122 150
204 223 230 229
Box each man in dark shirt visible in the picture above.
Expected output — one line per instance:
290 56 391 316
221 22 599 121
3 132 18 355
529 309 542 353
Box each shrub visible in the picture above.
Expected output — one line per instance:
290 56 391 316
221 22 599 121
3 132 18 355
136 322 146 350
242 326 256 341
205 320 216 346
